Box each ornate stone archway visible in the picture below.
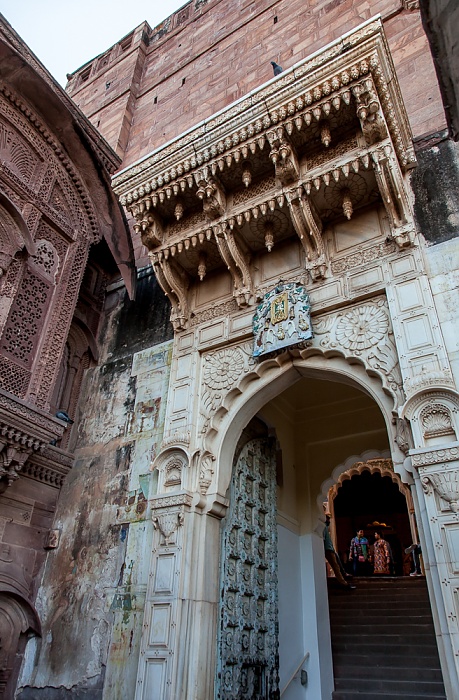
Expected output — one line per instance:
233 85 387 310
323 453 417 548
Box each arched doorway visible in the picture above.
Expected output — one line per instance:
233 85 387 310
213 363 399 700
327 460 416 576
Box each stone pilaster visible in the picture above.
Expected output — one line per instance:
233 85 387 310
134 491 226 700
409 444 459 700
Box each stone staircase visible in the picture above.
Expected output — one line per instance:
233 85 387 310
328 576 447 700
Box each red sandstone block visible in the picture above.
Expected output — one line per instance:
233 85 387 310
69 0 445 169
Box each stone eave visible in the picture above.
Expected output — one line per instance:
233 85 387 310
0 389 65 446
113 15 415 203
150 139 388 258
0 389 68 487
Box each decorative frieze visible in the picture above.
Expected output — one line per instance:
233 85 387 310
199 296 402 437
411 446 459 468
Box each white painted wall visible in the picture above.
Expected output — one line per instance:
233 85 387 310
278 525 333 700
300 532 334 700
278 524 305 699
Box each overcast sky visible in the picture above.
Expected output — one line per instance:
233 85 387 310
2 0 186 86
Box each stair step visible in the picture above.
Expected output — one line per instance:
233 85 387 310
333 693 446 700
328 577 446 699
329 606 431 616
332 634 439 650
334 663 444 683
333 647 441 662
335 677 446 695
331 620 435 637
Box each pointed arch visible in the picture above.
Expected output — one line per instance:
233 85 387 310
205 352 403 508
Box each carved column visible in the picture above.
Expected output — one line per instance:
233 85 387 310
408 446 459 700
403 390 459 700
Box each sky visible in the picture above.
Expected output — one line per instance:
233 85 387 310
1 0 186 86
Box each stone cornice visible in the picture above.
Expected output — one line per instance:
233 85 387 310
113 16 415 201
0 390 65 444
0 390 67 486
22 447 73 488
145 140 400 260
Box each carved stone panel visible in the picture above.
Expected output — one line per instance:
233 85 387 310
216 438 279 699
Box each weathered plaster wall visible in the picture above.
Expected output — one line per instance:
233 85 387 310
411 136 459 387
423 238 459 390
411 136 459 245
420 0 459 140
17 274 173 698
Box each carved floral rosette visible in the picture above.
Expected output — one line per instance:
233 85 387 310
200 295 402 436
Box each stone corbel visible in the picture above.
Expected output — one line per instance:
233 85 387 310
371 146 414 248
198 450 215 495
153 510 184 546
352 79 387 145
0 444 31 487
150 253 190 330
286 189 327 280
268 127 300 185
395 417 413 456
130 202 164 249
213 223 252 306
196 172 226 220
421 468 459 512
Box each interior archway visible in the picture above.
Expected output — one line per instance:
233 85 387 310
331 470 413 576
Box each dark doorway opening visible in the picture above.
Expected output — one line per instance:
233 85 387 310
333 471 413 576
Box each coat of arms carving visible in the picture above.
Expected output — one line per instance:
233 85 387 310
253 283 313 357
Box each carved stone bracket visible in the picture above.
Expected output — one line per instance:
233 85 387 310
352 78 387 145
371 145 414 247
151 492 193 545
150 254 190 330
268 127 300 185
196 172 226 220
213 223 252 306
395 417 413 456
0 444 31 486
286 190 327 280
131 205 164 249
153 510 184 545
198 450 215 495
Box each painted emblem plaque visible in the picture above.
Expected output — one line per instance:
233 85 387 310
253 283 313 357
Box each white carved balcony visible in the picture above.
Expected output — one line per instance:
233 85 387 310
113 17 416 330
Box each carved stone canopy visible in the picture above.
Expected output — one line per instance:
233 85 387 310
113 17 416 330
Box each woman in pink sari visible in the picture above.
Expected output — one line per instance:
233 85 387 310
373 531 391 575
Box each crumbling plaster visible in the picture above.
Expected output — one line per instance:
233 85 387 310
17 284 173 698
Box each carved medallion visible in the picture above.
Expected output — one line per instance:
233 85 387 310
253 283 312 357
